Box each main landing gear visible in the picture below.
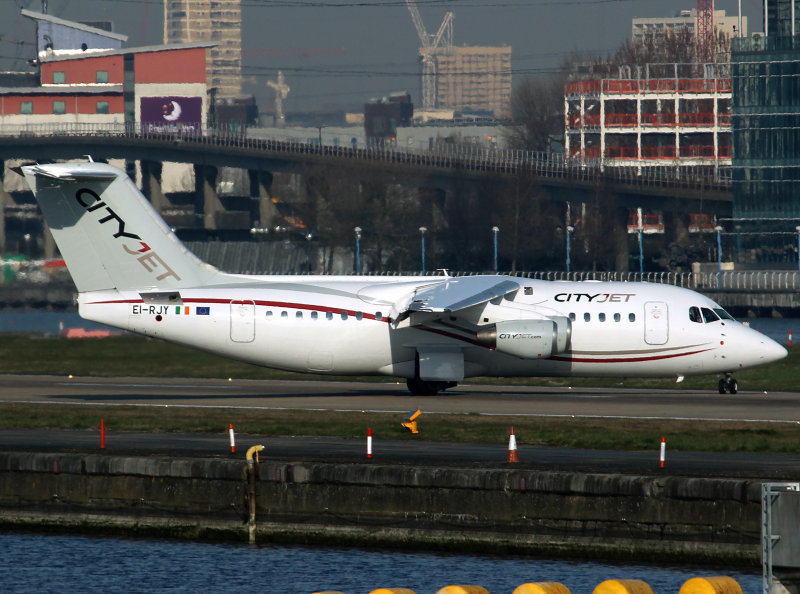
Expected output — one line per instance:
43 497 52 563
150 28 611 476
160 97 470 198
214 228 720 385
406 378 457 396
718 373 738 394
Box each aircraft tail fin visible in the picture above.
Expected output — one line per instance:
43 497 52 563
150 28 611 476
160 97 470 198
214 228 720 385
22 161 221 293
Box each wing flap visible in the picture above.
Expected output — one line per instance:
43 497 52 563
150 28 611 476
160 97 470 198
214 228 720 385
391 276 520 322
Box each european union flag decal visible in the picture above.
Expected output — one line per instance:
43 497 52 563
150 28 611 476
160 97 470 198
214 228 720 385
196 306 210 315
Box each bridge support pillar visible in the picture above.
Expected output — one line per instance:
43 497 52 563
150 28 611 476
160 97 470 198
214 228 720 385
0 162 9 252
248 169 280 229
612 206 630 272
194 164 221 230
141 160 168 212
664 209 692 262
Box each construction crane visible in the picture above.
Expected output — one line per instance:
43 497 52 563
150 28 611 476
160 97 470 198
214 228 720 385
405 0 453 111
696 0 714 63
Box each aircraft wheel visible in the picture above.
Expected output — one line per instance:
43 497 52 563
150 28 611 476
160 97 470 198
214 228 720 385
406 379 456 395
727 377 738 394
718 378 727 394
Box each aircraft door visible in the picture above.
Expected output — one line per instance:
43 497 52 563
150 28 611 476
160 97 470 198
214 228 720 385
644 301 668 345
230 300 255 343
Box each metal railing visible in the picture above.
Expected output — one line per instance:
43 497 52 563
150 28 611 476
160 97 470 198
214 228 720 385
0 122 732 192
373 269 800 291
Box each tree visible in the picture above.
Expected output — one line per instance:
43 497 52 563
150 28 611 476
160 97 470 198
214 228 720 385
505 72 567 153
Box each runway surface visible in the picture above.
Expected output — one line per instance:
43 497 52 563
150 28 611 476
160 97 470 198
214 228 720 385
2 374 800 477
2 374 800 422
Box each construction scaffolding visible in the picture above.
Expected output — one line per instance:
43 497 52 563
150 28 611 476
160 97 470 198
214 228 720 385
564 62 731 175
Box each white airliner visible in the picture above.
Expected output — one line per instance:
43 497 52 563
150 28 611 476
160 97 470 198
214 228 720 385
21 161 787 395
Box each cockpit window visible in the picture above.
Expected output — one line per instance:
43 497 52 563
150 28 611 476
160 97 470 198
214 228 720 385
689 306 703 323
713 308 734 321
701 307 720 323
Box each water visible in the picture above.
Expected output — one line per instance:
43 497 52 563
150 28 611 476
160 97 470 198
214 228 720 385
0 310 112 335
0 532 760 594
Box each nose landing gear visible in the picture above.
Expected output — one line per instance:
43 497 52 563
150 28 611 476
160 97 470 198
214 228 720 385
718 373 738 394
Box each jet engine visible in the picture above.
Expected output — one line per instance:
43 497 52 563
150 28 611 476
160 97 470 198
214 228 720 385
476 317 571 359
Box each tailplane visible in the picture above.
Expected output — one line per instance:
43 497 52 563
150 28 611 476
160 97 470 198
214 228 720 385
22 161 220 292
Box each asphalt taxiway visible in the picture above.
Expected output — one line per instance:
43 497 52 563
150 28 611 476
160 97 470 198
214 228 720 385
2 374 800 477
1 374 800 422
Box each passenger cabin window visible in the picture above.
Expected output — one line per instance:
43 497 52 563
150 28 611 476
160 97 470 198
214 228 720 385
326 312 333 320
341 312 348 320
583 313 590 322
614 313 621 322
311 311 318 320
266 311 273 317
598 313 606 322
375 312 383 321
281 311 288 318
296 311 303 318
569 312 576 321
356 312 363 321
524 287 533 295
629 313 636 322
689 306 703 323
701 307 719 323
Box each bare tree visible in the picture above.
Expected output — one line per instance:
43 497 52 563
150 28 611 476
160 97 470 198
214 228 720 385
505 72 567 152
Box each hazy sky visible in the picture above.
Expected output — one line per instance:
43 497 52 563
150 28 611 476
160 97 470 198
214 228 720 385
0 0 762 113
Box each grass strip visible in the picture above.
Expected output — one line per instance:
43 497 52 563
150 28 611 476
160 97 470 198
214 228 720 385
2 334 800 453
3 403 800 454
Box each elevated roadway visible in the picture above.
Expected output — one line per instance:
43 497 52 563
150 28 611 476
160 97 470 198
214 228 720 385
0 128 732 214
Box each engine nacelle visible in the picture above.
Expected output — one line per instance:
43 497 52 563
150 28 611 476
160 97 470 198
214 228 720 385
477 319 565 359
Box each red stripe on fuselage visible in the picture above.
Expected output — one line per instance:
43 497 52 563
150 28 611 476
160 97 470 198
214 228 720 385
84 296 391 322
550 348 713 364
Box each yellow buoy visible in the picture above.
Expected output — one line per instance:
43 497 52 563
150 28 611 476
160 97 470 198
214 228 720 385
436 587 490 594
679 577 743 594
369 589 417 594
592 580 653 594
513 582 571 594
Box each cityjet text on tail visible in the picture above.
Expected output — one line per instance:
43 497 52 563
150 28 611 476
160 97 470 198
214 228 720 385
21 161 787 395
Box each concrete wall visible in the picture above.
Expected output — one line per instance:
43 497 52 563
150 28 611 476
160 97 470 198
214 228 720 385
0 452 761 565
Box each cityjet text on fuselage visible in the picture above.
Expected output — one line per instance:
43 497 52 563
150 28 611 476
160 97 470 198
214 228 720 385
553 292 635 303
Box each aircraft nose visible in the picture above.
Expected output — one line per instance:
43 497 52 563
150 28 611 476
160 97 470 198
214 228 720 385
757 336 788 364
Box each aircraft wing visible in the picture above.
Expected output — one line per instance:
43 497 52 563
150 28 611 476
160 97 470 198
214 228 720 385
391 276 520 321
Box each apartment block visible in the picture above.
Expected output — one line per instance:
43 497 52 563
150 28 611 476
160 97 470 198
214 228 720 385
164 0 241 99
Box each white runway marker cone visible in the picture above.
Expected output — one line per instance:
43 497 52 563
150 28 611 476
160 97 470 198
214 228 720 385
659 435 666 469
229 423 236 454
367 427 373 459
507 426 519 463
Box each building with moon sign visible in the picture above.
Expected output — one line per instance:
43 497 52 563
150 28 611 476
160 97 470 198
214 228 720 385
0 10 214 133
